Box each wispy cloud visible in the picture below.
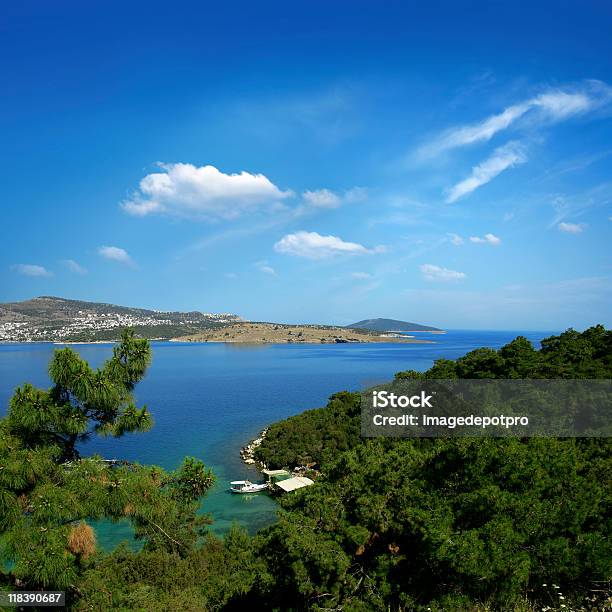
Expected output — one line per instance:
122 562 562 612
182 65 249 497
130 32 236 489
351 271 372 280
302 188 341 209
123 163 293 220
420 263 466 282
98 246 134 266
447 233 464 246
11 264 52 277
235 85 361 147
255 260 277 275
419 80 612 158
548 182 612 227
535 149 612 184
469 233 502 245
302 186 367 209
446 141 527 203
61 259 87 275
424 104 529 158
558 221 587 234
274 231 384 260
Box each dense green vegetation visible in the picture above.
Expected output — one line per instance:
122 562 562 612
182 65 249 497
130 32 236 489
254 391 361 470
1 326 610 610
395 325 612 380
251 437 610 610
0 330 214 597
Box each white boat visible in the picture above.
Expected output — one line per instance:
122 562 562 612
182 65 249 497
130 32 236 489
229 480 268 494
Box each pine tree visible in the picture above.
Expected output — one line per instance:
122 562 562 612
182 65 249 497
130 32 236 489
0 329 214 591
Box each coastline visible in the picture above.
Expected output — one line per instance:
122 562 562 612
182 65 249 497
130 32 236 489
240 428 268 467
1 337 435 345
171 338 434 344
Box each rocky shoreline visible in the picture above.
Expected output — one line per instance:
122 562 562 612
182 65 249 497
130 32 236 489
240 428 268 466
239 428 322 480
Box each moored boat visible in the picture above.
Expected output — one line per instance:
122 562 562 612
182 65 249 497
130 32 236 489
229 480 268 494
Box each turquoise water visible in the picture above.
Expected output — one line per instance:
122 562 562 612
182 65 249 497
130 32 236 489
0 330 552 548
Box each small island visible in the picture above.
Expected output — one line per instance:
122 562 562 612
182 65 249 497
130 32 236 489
346 317 445 333
172 321 435 344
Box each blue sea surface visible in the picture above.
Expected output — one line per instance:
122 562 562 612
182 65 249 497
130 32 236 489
0 330 553 548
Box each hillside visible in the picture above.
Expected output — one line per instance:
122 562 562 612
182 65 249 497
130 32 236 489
0 296 240 342
346 317 443 332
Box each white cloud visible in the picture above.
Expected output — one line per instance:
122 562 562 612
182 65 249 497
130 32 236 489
123 163 293 219
420 263 466 282
469 233 502 245
420 81 612 158
274 231 382 259
530 90 592 119
98 246 133 265
424 103 529 157
62 259 87 275
351 271 372 279
302 186 367 209
446 141 527 203
11 264 52 277
343 186 368 203
302 189 341 208
224 272 238 279
255 260 277 275
447 233 464 246
558 221 587 234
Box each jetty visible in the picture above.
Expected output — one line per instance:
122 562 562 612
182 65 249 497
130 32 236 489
261 469 314 493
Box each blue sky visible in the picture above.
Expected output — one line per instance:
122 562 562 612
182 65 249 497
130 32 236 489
2 1 611 330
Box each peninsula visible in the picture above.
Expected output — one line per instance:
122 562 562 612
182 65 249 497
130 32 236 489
172 322 433 344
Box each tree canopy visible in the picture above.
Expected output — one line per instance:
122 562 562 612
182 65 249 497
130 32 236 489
246 325 612 610
6 329 153 462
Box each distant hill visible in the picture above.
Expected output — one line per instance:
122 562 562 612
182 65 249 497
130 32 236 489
346 318 443 332
0 298 443 343
0 296 241 342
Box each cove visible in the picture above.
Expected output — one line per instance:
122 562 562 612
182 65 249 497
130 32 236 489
0 330 552 550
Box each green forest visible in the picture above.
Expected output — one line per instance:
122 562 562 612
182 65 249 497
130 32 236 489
1 326 611 610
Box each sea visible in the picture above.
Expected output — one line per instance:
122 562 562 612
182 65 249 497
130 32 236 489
0 330 553 550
